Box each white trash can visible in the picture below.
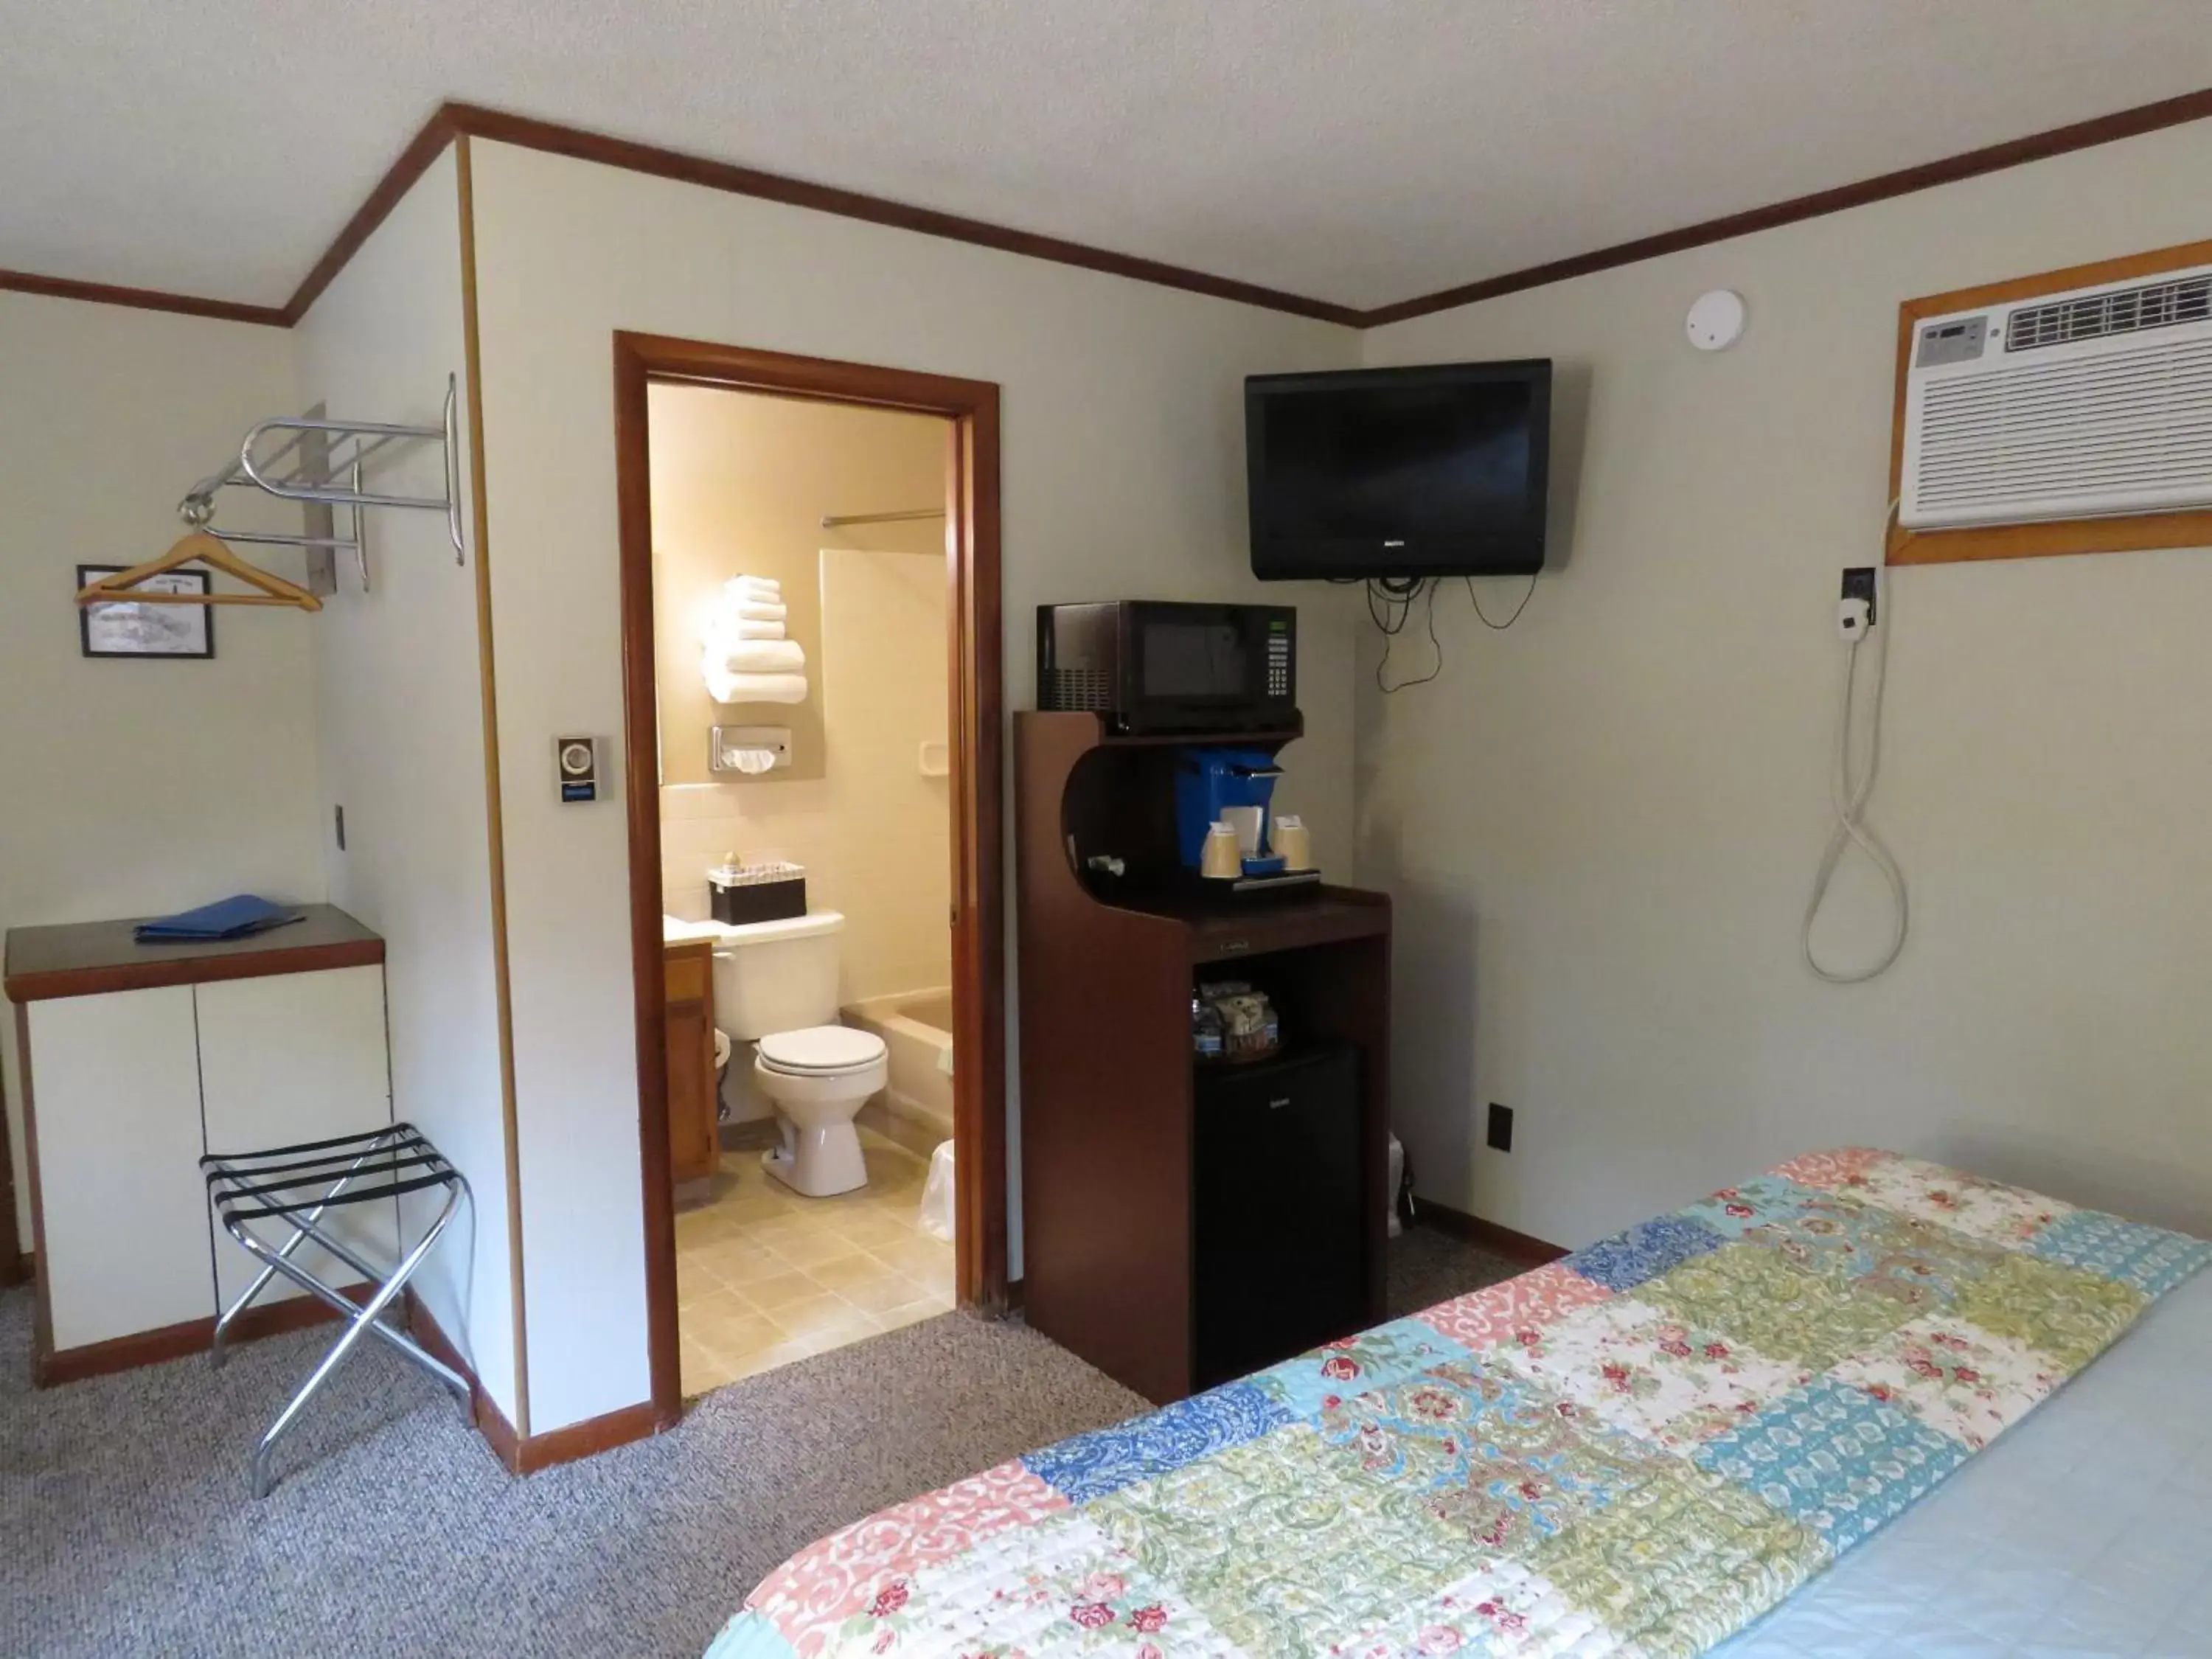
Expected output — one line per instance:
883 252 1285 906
918 1138 956 1242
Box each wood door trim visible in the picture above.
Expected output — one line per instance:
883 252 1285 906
454 132 533 1444
1886 234 2212 567
611 337 682 1433
613 331 1007 1424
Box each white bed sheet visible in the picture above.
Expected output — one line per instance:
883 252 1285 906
1710 1270 2212 1658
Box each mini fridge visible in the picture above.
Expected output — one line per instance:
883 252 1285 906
1192 1041 1364 1388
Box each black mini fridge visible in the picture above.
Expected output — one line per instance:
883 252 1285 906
1192 1041 1364 1388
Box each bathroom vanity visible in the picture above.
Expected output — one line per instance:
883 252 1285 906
664 936 721 1191
4 905 393 1385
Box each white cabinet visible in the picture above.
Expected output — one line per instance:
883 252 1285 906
197 965 396 1312
28 988 211 1350
4 907 392 1382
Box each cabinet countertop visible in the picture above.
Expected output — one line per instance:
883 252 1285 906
4 904 384 1004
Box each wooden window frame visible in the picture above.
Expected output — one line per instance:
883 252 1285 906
1887 234 2212 567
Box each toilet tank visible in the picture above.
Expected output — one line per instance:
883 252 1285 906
706 911 844 1038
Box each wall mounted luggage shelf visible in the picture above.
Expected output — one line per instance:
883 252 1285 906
77 375 466 616
181 371 465 568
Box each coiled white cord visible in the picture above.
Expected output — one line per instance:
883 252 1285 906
1803 599 1909 984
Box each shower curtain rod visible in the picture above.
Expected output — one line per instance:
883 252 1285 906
819 507 946 529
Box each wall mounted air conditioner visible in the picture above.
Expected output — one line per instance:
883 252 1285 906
1901 262 2212 529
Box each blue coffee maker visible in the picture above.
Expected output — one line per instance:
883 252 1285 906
1175 748 1287 877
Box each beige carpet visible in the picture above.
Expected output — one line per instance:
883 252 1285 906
1 1225 1517 1658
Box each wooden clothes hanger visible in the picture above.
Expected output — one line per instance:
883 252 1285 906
76 524 322 613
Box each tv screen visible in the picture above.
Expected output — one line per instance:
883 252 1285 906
1246 360 1551 580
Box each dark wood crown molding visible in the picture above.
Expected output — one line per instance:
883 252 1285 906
1364 85 2212 327
434 102 1363 325
8 85 2212 335
280 107 467 324
0 266 286 327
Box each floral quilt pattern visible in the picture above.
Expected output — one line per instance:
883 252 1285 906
706 1152 2205 1659
1492 1295 1812 1453
1415 1263 1614 1352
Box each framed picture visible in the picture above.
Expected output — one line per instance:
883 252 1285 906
77 566 215 659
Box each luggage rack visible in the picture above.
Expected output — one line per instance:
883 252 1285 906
178 373 465 587
203 1122 472 1498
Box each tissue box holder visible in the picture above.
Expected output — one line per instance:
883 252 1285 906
710 866 808 926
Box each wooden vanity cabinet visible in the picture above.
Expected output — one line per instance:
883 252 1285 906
664 939 720 1188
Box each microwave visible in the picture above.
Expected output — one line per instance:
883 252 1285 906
1037 601 1297 734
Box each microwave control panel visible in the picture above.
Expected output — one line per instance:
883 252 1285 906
1265 620 1293 700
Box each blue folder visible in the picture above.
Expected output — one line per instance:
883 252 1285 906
134 894 305 943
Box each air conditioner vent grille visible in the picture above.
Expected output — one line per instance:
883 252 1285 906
2006 274 2212 352
1913 336 2212 516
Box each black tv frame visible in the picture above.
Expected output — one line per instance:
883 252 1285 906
1246 358 1552 581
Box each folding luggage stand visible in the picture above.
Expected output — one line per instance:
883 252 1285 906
203 1124 472 1497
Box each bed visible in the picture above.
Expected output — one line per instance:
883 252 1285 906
706 1150 2210 1659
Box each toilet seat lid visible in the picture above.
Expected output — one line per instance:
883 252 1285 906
757 1025 886 1074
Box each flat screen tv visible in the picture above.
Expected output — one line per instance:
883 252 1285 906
1246 359 1551 580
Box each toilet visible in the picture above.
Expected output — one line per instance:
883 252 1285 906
704 909 886 1197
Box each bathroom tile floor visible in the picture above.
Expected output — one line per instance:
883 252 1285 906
675 1127 955 1397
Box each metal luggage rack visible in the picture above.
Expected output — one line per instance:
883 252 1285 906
179 372 465 588
204 1122 473 1498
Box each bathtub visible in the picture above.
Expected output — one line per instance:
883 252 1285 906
843 987 953 1157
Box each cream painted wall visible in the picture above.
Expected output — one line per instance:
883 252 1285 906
653 387 953 1029
467 138 1362 1430
1357 118 2212 1248
0 292 323 1242
647 383 945 788
292 148 520 1422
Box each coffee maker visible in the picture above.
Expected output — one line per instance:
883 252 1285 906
1174 748 1316 888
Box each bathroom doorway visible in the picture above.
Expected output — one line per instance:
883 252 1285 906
612 334 1004 1415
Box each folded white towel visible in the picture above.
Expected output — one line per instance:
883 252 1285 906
699 611 785 647
735 599 787 623
706 638 805 675
726 576 782 597
707 669 808 705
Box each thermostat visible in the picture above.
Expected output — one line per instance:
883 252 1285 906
555 736 599 803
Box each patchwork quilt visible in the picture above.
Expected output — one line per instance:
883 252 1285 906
704 1150 2209 1659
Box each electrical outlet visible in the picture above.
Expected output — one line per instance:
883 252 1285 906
1486 1102 1514 1153
1840 566 1877 626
